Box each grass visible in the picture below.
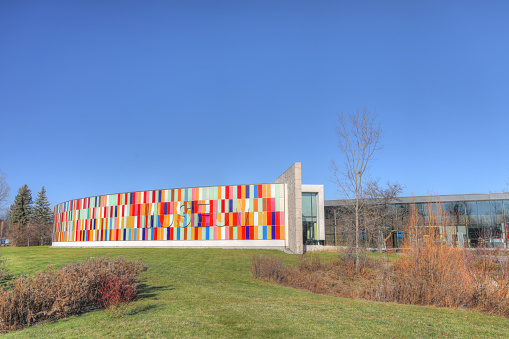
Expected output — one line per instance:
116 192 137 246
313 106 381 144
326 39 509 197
0 247 507 338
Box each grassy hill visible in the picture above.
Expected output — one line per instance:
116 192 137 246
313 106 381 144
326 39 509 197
1 247 508 338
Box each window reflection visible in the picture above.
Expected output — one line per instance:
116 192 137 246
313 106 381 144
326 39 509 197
324 198 509 248
302 193 320 245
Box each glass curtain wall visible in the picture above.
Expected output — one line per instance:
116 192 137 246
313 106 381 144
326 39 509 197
324 199 509 248
302 193 321 245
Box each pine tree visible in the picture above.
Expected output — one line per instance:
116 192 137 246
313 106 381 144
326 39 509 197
9 185 32 228
33 186 52 226
33 187 53 245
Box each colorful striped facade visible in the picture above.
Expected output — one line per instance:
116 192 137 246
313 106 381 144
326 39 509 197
53 184 286 244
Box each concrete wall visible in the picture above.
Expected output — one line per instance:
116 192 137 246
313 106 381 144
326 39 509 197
274 163 303 254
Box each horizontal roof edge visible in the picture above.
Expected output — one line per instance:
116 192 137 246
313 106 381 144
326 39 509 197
325 192 509 206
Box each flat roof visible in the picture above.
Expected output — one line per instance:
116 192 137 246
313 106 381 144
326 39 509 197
325 192 509 206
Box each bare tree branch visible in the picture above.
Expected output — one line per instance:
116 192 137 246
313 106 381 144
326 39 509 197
329 108 383 270
0 170 10 211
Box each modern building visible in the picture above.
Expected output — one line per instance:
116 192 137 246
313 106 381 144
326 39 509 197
52 163 325 254
51 163 509 252
325 193 509 249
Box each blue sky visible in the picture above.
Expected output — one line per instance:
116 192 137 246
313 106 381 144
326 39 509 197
1 0 508 209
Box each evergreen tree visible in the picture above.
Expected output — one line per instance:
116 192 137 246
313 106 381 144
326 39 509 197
33 186 52 226
33 186 53 245
9 185 32 228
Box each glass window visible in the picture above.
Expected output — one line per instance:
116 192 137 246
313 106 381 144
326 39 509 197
504 201 509 223
465 201 478 226
477 201 493 227
416 203 426 218
443 202 466 226
302 193 316 218
477 201 491 214
302 193 318 244
492 201 504 225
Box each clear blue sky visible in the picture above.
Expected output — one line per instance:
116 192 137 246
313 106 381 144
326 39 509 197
1 0 508 209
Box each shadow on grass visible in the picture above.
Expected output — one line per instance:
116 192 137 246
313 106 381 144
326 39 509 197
138 283 175 299
126 303 159 315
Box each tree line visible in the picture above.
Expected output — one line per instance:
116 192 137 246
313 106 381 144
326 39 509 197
0 170 53 246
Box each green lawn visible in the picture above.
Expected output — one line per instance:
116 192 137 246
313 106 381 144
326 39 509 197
0 247 507 338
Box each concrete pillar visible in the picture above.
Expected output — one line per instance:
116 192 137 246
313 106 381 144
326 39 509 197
274 163 303 254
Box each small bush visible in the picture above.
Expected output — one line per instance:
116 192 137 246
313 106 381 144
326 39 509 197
95 276 139 317
0 256 147 333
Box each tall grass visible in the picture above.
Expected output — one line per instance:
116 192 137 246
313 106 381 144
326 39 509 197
253 200 509 317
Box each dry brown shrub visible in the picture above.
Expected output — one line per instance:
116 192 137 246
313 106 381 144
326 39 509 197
252 244 509 317
251 254 379 299
389 239 473 308
252 199 509 316
463 248 509 317
392 199 509 316
0 256 147 333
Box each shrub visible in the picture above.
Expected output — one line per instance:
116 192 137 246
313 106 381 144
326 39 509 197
252 254 365 299
95 275 139 317
389 239 473 308
0 256 147 333
253 197 509 317
252 247 509 318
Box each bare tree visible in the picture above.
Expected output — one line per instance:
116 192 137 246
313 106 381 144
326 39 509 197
0 170 10 211
329 180 403 251
363 180 404 251
330 108 382 270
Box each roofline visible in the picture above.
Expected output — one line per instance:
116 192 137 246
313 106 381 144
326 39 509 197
325 192 509 206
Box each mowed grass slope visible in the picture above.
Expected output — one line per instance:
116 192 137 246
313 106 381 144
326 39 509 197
1 247 508 338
